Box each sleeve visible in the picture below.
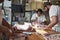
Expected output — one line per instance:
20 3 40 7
49 6 58 18
31 13 37 20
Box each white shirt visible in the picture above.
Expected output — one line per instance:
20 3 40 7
31 13 46 23
49 5 60 32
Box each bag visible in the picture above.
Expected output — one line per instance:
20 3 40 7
0 0 4 3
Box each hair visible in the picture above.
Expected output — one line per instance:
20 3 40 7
37 9 43 14
44 2 52 7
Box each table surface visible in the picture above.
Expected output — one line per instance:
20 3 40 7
26 29 60 40
9 29 60 40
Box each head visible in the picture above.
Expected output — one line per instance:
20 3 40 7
44 2 52 11
37 9 43 16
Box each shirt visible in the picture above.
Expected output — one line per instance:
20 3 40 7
49 5 60 32
31 13 46 23
49 5 60 27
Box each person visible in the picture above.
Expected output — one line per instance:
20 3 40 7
31 9 46 25
44 2 60 32
0 9 12 40
0 1 12 40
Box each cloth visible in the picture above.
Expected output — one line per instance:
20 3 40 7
49 5 60 32
31 13 46 23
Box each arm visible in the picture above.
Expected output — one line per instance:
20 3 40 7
0 25 12 35
31 13 37 22
45 16 58 29
45 6 59 29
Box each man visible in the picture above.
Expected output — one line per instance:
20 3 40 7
0 0 12 40
0 9 12 39
31 9 46 25
44 2 60 32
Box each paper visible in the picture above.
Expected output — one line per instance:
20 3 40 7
23 32 32 35
34 24 47 30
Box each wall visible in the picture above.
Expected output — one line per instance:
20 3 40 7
26 0 44 10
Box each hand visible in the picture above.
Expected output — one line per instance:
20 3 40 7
44 26 52 30
31 22 36 26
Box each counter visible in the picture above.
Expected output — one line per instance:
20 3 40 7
9 29 60 40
